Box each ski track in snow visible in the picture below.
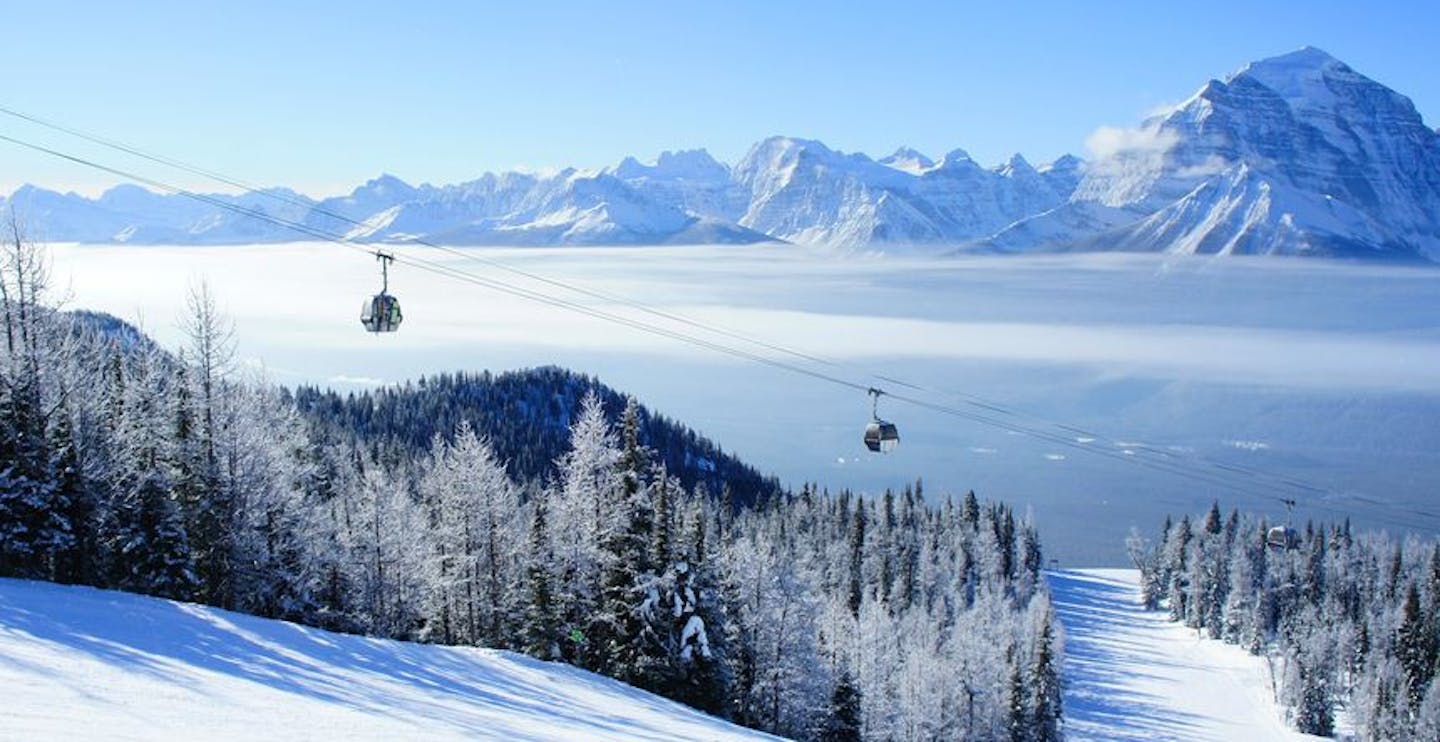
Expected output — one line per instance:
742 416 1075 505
0 578 775 742
1050 568 1317 741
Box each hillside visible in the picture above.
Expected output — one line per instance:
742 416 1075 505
0 578 776 741
290 367 784 511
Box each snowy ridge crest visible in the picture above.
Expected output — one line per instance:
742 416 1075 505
4 47 1437 259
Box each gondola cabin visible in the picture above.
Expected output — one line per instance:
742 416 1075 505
864 419 899 453
1266 525 1298 550
361 252 402 333
361 293 402 333
863 387 899 453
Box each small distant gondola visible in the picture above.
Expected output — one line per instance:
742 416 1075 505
1266 525 1299 550
361 252 403 333
864 388 899 453
1266 498 1300 550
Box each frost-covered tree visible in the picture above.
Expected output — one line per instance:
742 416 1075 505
420 420 519 647
595 396 655 682
0 215 72 579
549 389 618 666
819 670 862 742
522 488 561 659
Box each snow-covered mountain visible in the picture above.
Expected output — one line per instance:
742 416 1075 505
1 142 1074 249
6 47 1436 257
977 47 1440 260
0 182 317 244
342 167 772 246
732 137 1074 247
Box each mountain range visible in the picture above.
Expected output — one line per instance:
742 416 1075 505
4 47 1437 261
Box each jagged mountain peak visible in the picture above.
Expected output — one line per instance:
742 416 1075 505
742 135 841 166
1040 154 1084 173
936 148 976 167
655 148 722 171
996 153 1037 177
879 147 935 174
351 173 416 198
611 149 727 182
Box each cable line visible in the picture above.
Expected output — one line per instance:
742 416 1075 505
0 104 1341 501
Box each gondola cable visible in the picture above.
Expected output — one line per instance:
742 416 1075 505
0 104 1335 498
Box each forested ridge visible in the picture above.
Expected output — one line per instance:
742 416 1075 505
1133 503 1440 739
0 232 1060 741
290 367 783 511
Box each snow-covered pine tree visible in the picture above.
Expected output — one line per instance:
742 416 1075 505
550 390 618 669
847 497 865 617
1006 650 1030 742
819 670 862 742
522 487 561 659
1396 582 1434 709
420 420 519 647
342 454 426 638
1164 515 1192 621
0 216 70 579
179 282 235 608
47 408 93 584
595 396 655 683
225 381 320 622
670 495 727 714
1030 610 1062 741
101 347 196 599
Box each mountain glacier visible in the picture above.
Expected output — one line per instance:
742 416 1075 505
3 47 1437 260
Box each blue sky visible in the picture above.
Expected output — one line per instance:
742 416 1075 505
2 0 1436 196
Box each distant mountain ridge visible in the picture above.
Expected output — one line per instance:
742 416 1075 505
5 47 1437 260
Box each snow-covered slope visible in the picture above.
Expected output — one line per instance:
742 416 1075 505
981 47 1440 260
1050 569 1317 741
0 578 774 741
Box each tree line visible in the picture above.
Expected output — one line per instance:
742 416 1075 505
1131 502 1440 739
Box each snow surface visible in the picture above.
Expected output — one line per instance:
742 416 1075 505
0 578 776 741
1050 569 1317 741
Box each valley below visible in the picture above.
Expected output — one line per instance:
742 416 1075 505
47 242 1440 565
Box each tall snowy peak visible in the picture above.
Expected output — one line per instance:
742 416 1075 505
608 149 746 222
879 147 935 174
982 48 1440 260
